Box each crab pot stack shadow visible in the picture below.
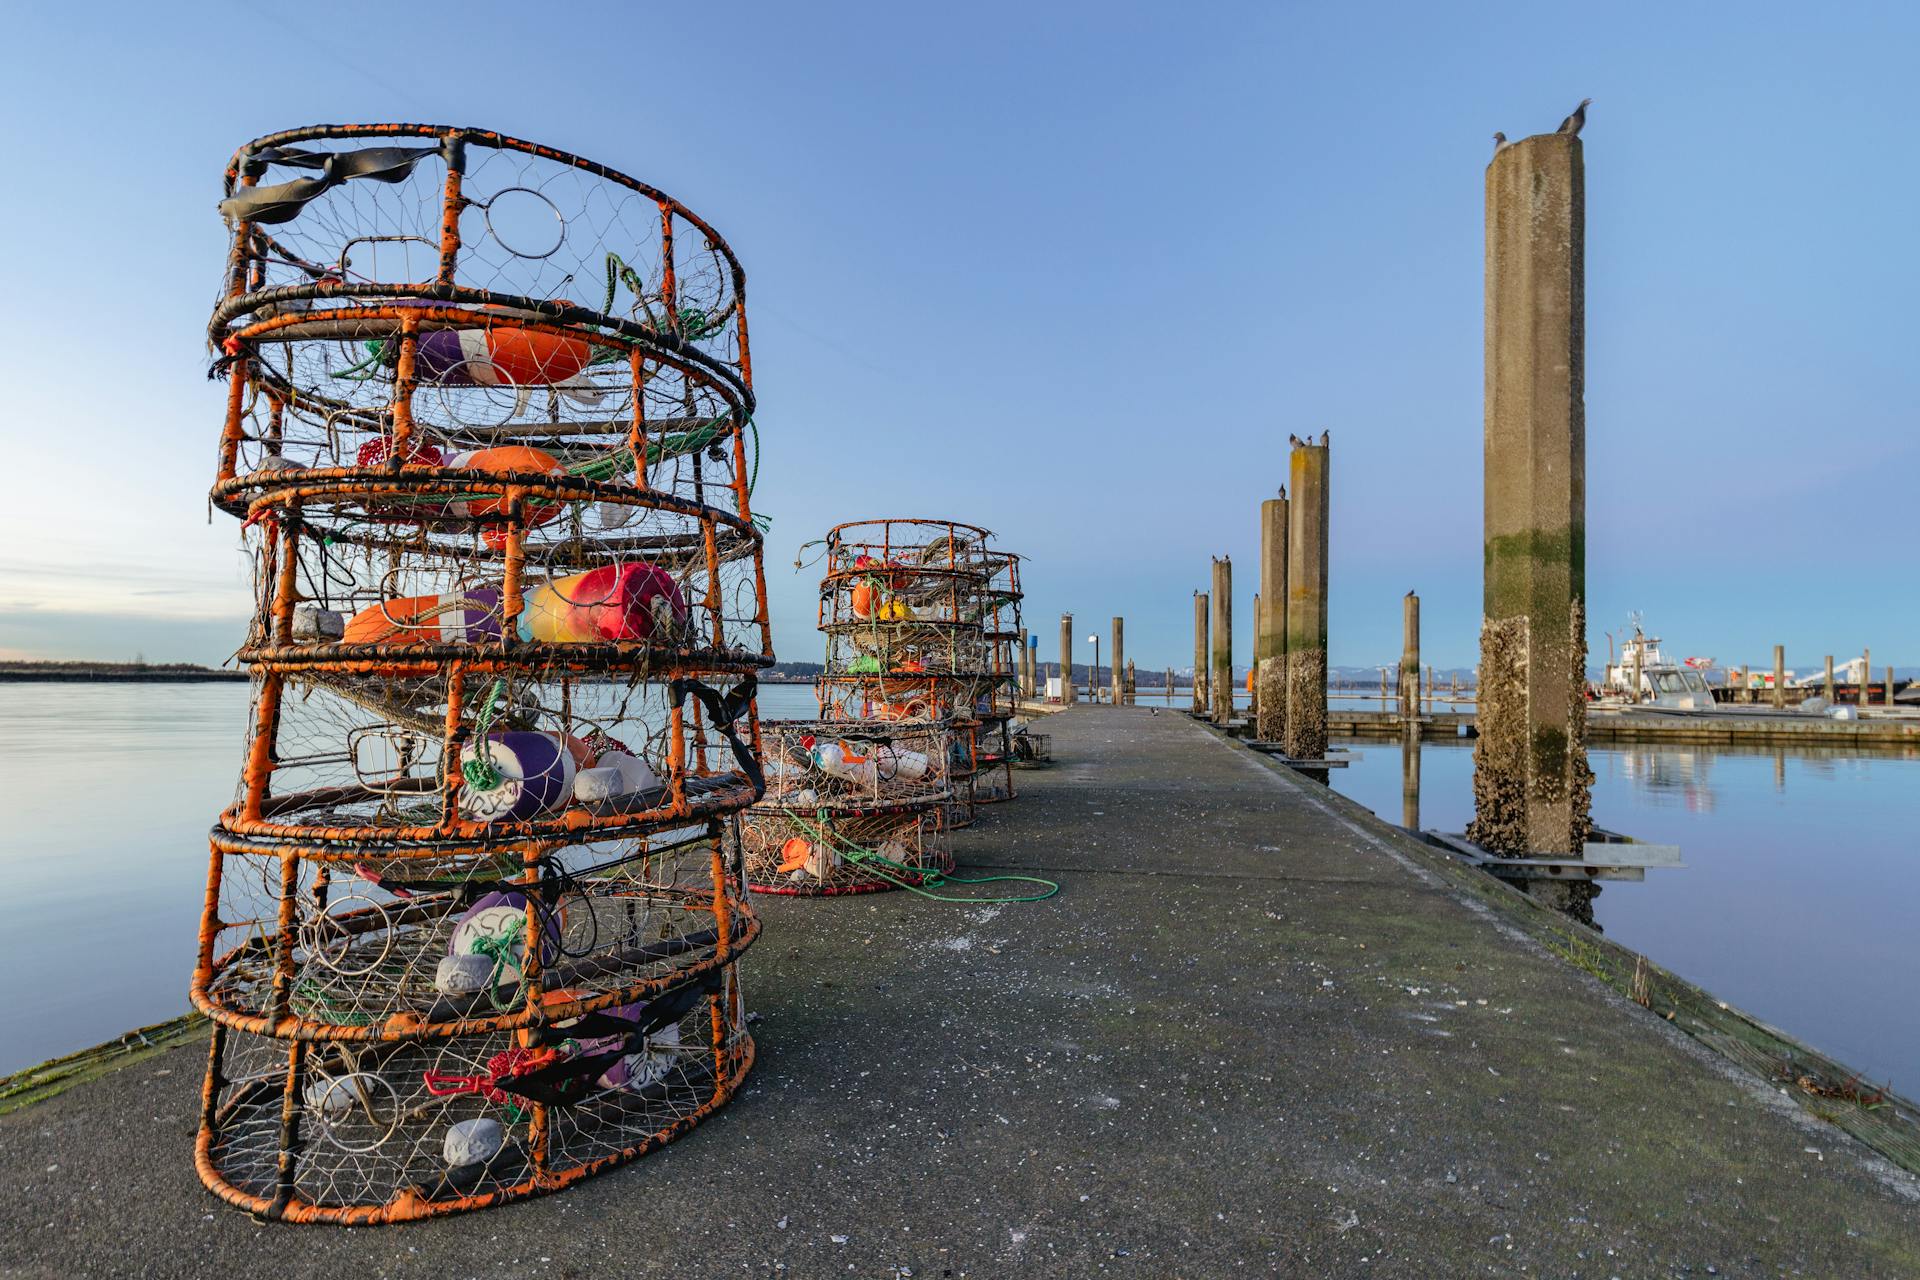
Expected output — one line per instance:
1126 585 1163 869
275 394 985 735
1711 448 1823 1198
968 550 1024 804
191 124 774 1223
732 718 953 894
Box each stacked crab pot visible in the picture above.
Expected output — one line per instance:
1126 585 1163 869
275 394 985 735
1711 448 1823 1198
192 125 773 1222
968 550 1024 804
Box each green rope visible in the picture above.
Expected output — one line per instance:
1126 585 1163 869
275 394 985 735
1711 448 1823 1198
468 915 528 1012
332 339 391 382
291 978 376 1025
600 253 719 341
780 808 1059 904
462 678 507 792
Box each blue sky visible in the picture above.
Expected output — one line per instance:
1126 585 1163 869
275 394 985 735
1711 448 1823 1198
1 2 1914 675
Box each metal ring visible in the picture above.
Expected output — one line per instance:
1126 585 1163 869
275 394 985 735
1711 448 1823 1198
478 186 567 260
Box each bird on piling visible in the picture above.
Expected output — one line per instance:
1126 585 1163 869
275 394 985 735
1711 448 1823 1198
1492 131 1513 156
1558 98 1592 136
1320 430 1330 446
1288 433 1301 447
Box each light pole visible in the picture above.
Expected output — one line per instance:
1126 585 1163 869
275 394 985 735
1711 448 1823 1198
1087 634 1100 704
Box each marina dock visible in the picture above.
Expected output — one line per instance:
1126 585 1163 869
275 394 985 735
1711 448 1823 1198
1327 707 1920 748
3 706 1916 1276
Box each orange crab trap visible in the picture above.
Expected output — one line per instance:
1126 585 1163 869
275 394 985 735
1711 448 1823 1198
193 123 774 1222
735 718 953 894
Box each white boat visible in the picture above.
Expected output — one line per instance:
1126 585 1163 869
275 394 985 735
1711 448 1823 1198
1598 616 1716 710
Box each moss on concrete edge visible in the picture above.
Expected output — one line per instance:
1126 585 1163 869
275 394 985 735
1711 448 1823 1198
0 1013 208 1115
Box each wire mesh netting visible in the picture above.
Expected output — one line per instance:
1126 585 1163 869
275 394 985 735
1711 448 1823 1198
734 719 953 894
193 124 770 1222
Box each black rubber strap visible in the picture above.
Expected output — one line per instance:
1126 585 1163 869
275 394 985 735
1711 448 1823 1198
670 674 765 799
223 146 441 225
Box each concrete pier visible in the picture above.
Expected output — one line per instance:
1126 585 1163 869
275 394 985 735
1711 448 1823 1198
4 707 1916 1278
1399 592 1420 720
1469 129 1593 909
1192 592 1208 715
1209 558 1233 724
1282 436 1330 760
1059 614 1075 705
1255 491 1289 742
1110 617 1125 707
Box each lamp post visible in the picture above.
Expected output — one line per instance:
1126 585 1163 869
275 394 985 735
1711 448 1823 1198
1088 634 1100 704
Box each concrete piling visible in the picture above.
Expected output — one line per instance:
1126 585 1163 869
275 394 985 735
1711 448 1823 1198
1256 491 1290 742
1210 558 1233 724
1192 592 1209 715
1399 592 1420 723
1281 436 1330 760
1249 594 1259 724
1468 127 1594 915
1110 617 1125 707
1773 645 1786 710
1059 614 1075 705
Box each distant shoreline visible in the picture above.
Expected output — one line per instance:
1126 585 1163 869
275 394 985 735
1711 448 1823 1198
0 664 247 684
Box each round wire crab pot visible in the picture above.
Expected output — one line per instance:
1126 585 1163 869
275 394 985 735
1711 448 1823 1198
736 719 953 894
194 125 774 1222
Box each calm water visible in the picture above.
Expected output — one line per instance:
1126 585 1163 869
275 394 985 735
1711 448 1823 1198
2 684 1912 1094
0 681 821 1076
1327 733 1920 1094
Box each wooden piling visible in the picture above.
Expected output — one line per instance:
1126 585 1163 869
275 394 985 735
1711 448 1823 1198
1824 654 1835 702
1773 645 1786 710
1111 617 1126 706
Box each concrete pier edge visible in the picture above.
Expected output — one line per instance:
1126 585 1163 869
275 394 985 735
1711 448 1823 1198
1189 712 1920 1177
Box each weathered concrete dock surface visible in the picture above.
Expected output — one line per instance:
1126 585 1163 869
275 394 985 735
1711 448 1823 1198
3 707 1917 1277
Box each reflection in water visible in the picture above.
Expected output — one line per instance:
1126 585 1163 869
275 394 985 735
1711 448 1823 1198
1331 733 1920 1095
1399 724 1420 832
0 681 827 1076
1605 746 1719 812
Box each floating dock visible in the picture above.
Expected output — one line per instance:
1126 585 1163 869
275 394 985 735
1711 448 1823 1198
1330 706 1920 747
2 706 1916 1274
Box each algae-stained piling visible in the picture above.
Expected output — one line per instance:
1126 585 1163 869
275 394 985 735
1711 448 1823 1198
1281 436 1330 760
1399 591 1420 720
1255 491 1289 742
1058 613 1075 704
1209 558 1233 724
1470 129 1593 910
1191 591 1208 714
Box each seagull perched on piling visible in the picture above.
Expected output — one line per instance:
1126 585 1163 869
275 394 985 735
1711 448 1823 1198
1558 98 1592 136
